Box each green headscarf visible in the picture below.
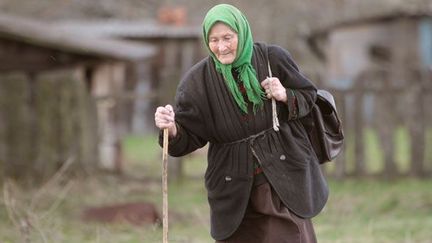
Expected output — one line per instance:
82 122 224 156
203 4 265 113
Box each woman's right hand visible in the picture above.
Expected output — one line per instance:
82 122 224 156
155 104 177 138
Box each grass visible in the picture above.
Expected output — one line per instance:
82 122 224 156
0 133 431 242
315 179 432 243
329 126 432 176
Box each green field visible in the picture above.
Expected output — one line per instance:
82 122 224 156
0 134 431 243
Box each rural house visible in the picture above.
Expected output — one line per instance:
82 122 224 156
0 13 155 183
52 17 204 134
307 11 432 177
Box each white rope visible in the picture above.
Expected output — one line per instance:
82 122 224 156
267 61 280 131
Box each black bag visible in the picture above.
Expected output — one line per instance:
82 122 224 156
302 90 344 164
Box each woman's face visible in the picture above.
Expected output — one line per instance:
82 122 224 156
208 22 238 64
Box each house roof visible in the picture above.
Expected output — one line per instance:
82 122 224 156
311 10 432 38
306 10 432 61
51 20 202 40
0 13 156 61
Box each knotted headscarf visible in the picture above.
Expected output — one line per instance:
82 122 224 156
203 4 265 113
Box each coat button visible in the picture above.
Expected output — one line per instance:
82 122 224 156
225 176 232 181
280 154 286 160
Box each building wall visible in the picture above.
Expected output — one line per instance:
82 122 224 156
131 38 205 135
90 62 128 172
0 67 99 184
326 18 420 89
419 17 432 67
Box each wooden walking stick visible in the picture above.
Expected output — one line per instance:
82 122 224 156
162 128 169 243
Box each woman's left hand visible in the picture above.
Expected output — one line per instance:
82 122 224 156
261 77 287 103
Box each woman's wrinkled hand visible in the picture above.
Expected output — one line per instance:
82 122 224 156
154 104 177 138
261 77 287 103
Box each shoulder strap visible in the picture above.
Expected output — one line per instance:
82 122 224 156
267 60 273 78
265 46 280 131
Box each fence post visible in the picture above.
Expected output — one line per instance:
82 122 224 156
333 91 346 179
377 76 398 177
408 71 427 176
353 86 366 176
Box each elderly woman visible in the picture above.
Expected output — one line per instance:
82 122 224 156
154 4 328 243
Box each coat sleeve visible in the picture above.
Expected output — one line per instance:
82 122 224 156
268 45 317 120
158 85 208 157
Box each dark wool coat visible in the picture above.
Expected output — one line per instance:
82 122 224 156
160 42 328 240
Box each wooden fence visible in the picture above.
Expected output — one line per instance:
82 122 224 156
0 69 99 185
325 66 432 178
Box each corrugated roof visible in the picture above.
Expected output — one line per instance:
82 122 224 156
309 9 432 37
306 10 432 61
0 13 156 61
52 20 202 39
